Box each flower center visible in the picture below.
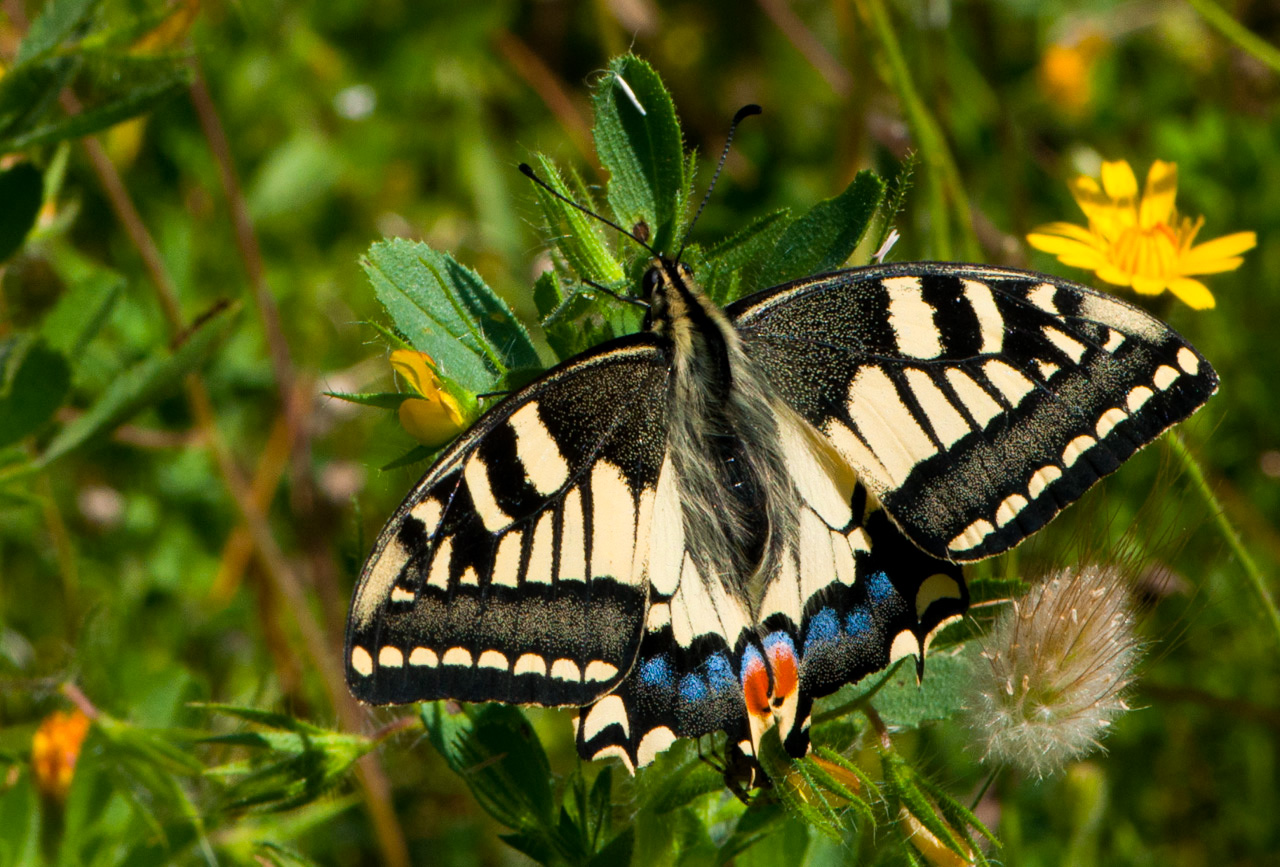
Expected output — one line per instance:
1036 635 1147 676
1109 222 1179 278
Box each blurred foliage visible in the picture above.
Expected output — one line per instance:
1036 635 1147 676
1 0 1278 864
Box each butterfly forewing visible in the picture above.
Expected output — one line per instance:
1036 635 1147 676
346 336 672 707
730 263 1218 562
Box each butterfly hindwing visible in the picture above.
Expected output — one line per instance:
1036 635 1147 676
346 336 672 708
731 263 1218 562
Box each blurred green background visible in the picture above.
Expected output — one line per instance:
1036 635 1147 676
2 0 1278 864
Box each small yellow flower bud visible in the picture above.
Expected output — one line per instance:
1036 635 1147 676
389 349 467 447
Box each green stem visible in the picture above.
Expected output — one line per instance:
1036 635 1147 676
1187 0 1280 76
1166 431 1280 646
858 0 979 261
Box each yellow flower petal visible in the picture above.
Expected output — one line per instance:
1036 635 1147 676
1093 264 1133 287
1130 276 1167 296
389 349 442 398
1028 221 1107 246
1069 176 1129 238
1166 278 1215 310
1100 160 1139 201
1139 161 1178 229
399 394 466 447
1181 231 1257 270
1026 234 1111 270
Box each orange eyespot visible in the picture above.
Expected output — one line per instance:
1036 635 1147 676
766 640 798 703
741 653 772 718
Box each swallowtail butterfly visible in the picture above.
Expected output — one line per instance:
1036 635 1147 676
345 152 1217 775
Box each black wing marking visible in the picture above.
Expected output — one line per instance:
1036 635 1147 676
729 263 1217 562
346 335 672 707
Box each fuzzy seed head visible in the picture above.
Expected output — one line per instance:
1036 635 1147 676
967 564 1142 778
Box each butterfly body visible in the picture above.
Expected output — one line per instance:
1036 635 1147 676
347 260 1216 771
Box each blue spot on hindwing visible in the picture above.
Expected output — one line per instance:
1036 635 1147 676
866 571 894 604
804 608 841 654
705 653 736 693
846 608 872 638
639 655 673 689
679 673 709 704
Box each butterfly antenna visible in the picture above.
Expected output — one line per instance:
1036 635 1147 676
518 163 656 255
676 103 762 263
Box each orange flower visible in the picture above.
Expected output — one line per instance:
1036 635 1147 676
390 349 466 447
1038 33 1108 116
31 709 91 800
1028 160 1255 309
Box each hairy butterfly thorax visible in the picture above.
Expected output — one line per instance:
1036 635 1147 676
643 258 799 614
345 107 1218 780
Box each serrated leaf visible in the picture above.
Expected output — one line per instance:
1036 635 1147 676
37 300 239 467
0 54 192 154
197 706 373 813
881 752 972 862
0 163 44 262
530 152 625 285
421 701 555 833
592 55 687 253
869 644 976 728
0 336 71 448
532 269 563 321
363 239 538 393
758 171 886 289
702 208 793 304
541 287 636 361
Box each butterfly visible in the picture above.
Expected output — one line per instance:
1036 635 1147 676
344 228 1217 772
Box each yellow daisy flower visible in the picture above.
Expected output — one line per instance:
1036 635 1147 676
1027 160 1256 310
390 349 467 447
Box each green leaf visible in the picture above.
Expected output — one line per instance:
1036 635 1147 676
649 760 725 814
868 644 976 728
198 705 374 813
380 443 438 471
532 269 564 321
592 55 687 253
0 163 44 262
37 265 124 359
421 701 555 834
0 335 71 448
530 152 625 285
0 56 76 145
758 171 887 289
324 390 410 410
363 239 539 394
0 769 40 867
0 54 192 154
15 0 101 63
881 751 973 861
702 208 794 304
37 300 240 467
715 800 791 864
588 827 634 867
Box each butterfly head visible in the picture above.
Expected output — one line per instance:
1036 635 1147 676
640 256 698 330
